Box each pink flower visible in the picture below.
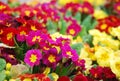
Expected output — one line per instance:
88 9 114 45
114 2 120 14
24 49 42 67
66 22 81 36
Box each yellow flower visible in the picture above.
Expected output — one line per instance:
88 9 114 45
72 36 82 44
43 67 50 75
9 79 16 81
5 70 10 75
50 32 73 41
58 0 79 5
110 26 120 40
110 58 120 78
6 63 11 70
84 0 106 6
23 78 32 81
89 29 120 51
95 47 113 67
51 73 59 81
93 9 108 19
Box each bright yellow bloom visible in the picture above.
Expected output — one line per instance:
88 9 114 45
110 58 120 78
51 32 73 42
84 0 106 6
95 46 113 67
58 0 79 5
89 29 120 51
6 63 12 70
9 79 16 81
51 73 59 81
110 26 120 40
93 9 108 19
23 78 32 81
43 67 50 75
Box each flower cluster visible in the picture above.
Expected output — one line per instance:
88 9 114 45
0 0 120 81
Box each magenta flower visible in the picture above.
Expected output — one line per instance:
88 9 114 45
43 48 61 68
61 44 79 61
24 49 42 67
66 22 81 36
26 30 49 46
114 2 120 14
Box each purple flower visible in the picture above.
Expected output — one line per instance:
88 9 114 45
43 48 61 68
74 59 86 70
61 44 79 61
26 30 49 46
24 49 42 67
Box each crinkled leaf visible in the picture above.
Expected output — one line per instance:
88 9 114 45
0 58 6 71
46 20 57 34
0 70 6 81
83 34 93 47
59 19 67 34
66 10 72 17
74 12 81 24
79 27 87 38
71 43 83 55
81 15 92 30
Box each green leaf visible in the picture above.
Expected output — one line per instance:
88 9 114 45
71 43 83 55
79 27 87 38
82 34 93 47
74 12 81 24
66 10 72 17
81 15 92 30
46 20 57 34
59 19 67 34
0 58 6 71
0 70 6 81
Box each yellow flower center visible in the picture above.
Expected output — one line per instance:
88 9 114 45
115 62 120 71
23 78 32 81
30 54 37 63
0 5 6 10
66 51 72 56
0 29 3 35
100 24 107 30
100 53 109 60
20 31 26 35
25 10 30 16
7 33 13 40
83 7 89 12
31 25 37 31
69 29 75 35
32 36 41 42
48 55 56 63
117 6 120 11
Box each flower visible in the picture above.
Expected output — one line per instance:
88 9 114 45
24 49 42 67
114 2 120 14
43 48 60 68
73 74 88 81
57 76 70 81
0 27 16 46
66 22 81 36
93 9 108 19
61 44 79 61
95 47 113 67
26 30 48 46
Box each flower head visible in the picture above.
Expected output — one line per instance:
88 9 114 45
61 44 79 61
24 49 42 67
43 48 61 68
67 22 81 36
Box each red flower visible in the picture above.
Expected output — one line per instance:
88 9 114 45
57 76 70 81
73 74 88 81
103 67 116 79
0 2 11 14
67 22 81 36
82 2 94 14
1 27 16 46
